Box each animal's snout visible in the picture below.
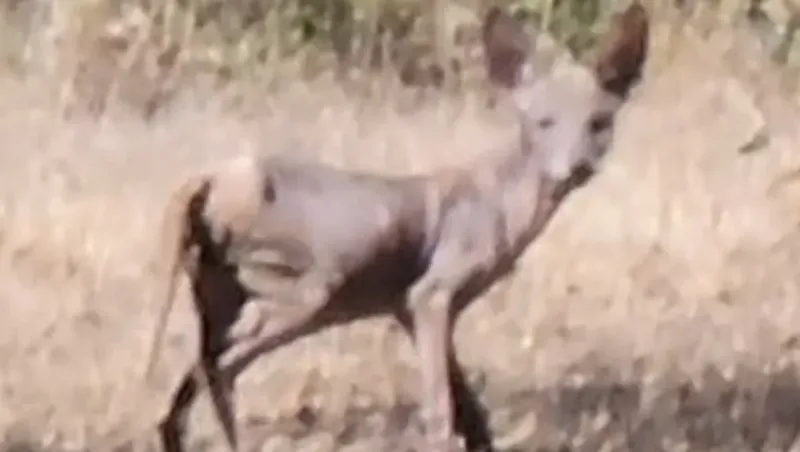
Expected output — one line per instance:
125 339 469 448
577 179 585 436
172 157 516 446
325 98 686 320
570 163 596 189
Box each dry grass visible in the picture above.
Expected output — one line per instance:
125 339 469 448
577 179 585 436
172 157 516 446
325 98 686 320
5 13 800 452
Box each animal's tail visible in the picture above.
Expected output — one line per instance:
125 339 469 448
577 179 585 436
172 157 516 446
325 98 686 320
143 174 211 382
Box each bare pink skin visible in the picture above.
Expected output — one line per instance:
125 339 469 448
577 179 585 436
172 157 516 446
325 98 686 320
146 3 650 452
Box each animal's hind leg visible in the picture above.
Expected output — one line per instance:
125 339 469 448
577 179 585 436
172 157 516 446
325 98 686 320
217 269 342 385
158 315 238 452
158 369 198 452
394 310 495 452
203 318 239 451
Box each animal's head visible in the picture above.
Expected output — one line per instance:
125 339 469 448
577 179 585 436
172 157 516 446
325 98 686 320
482 2 650 182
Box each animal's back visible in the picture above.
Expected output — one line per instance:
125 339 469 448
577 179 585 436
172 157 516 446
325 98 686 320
258 155 430 277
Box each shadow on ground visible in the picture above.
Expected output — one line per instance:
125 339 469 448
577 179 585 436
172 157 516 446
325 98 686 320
5 361 800 452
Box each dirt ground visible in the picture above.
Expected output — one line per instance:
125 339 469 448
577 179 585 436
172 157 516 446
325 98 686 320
5 25 800 452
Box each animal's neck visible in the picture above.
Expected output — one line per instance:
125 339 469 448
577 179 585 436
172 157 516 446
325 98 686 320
477 143 574 259
512 176 562 255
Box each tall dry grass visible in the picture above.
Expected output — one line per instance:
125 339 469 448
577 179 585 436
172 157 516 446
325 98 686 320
4 1 800 451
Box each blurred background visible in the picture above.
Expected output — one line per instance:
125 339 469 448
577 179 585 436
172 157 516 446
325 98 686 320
2 0 799 117
4 0 800 451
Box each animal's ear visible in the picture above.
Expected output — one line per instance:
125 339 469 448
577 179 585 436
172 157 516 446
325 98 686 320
589 1 650 98
481 5 532 90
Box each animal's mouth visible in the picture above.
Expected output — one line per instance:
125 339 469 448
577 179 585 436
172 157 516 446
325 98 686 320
571 162 596 188
551 162 596 201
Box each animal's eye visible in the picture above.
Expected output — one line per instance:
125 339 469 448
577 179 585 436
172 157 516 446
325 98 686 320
589 114 613 133
537 116 554 129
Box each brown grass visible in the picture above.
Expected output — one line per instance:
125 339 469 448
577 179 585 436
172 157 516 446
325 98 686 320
5 12 800 452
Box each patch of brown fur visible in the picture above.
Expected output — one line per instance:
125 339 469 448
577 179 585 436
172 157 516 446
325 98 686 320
589 2 650 98
481 6 529 91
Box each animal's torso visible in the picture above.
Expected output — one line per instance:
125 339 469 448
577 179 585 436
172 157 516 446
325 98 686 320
210 152 566 316
211 155 435 306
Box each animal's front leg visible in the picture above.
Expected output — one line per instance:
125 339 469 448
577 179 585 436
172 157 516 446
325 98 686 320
408 280 465 452
408 202 499 452
394 309 494 452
